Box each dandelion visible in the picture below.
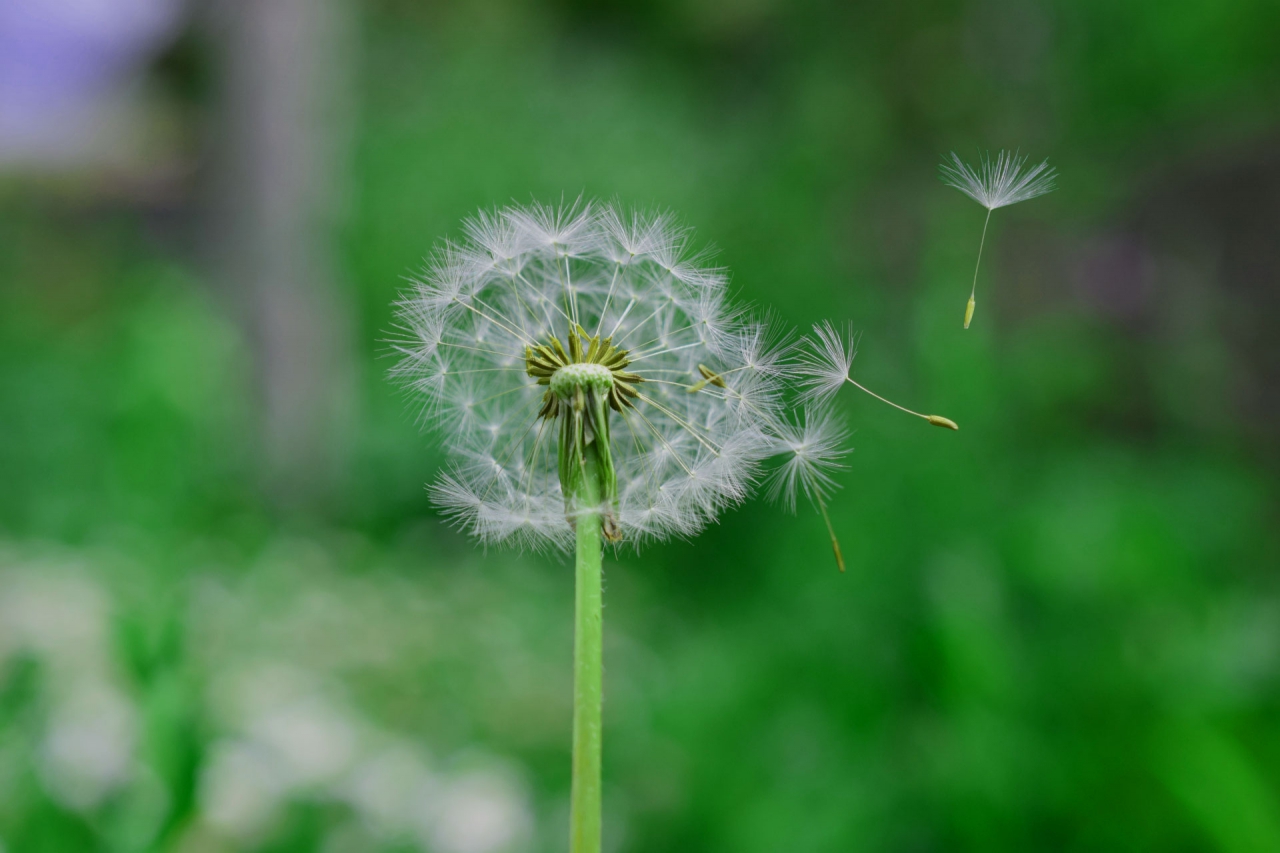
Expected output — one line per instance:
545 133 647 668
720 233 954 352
391 200 847 852
940 150 1057 328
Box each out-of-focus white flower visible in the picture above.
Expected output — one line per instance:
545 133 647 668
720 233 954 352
211 663 361 788
0 569 109 672
39 682 137 810
341 745 440 835
199 740 289 839
392 200 845 550
0 564 143 815
0 551 544 852
248 695 359 787
422 767 533 853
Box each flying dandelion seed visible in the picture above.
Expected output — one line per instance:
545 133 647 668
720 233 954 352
801 321 959 431
940 150 1057 329
765 406 851 571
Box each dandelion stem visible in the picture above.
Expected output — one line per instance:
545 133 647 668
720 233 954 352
570 459 604 853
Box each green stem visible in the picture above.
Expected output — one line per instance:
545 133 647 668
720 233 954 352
971 207 992 301
570 466 604 853
963 208 992 329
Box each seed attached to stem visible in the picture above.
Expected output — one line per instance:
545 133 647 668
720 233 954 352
939 150 1057 330
800 321 960 434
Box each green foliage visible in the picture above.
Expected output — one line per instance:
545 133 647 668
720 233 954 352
2 0 1279 850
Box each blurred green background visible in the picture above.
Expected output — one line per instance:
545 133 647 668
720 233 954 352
2 0 1279 850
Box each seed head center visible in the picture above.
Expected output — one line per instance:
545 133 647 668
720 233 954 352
550 362 615 398
525 327 643 418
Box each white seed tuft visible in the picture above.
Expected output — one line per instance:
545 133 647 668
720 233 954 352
765 408 850 513
939 150 1056 211
798 321 857 404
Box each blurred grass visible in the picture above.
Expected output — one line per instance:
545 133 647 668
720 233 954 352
2 0 1280 851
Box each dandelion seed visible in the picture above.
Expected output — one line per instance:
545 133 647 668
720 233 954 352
940 150 1057 328
765 407 848 510
801 321 959 431
765 408 850 572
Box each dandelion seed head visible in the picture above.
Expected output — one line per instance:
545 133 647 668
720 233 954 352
394 201 840 549
940 150 1056 211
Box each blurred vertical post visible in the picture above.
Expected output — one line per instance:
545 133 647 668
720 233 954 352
208 0 355 506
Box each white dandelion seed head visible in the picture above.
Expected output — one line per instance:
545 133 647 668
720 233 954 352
393 201 841 550
940 150 1057 211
